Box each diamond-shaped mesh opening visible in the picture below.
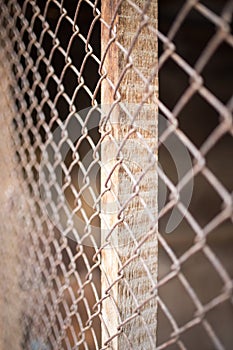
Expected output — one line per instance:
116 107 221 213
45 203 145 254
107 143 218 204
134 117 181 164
159 215 196 258
172 8 216 66
188 173 224 227
201 42 233 103
159 58 190 110
158 275 197 327
180 322 219 350
47 6 64 33
182 249 224 304
177 93 220 147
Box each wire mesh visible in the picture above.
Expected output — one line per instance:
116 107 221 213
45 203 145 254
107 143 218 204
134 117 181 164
0 0 232 349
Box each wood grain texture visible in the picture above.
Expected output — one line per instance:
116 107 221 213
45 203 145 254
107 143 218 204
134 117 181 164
101 1 158 348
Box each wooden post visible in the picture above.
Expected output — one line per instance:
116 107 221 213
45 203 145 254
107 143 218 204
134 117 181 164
101 1 158 348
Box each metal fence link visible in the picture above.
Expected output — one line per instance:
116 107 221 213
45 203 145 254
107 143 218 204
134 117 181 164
0 0 232 349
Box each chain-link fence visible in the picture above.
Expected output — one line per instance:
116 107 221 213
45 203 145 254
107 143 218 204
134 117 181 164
0 0 232 349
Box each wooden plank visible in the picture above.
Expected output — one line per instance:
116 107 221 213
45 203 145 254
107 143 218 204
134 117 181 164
101 1 158 348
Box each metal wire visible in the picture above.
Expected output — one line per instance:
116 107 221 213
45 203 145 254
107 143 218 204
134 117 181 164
0 0 232 349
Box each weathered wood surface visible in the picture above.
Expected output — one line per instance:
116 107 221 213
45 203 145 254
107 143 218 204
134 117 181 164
101 1 158 348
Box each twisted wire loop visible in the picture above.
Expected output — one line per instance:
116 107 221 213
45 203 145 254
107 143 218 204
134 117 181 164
0 0 232 349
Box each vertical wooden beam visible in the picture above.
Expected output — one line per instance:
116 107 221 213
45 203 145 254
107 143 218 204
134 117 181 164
101 1 158 349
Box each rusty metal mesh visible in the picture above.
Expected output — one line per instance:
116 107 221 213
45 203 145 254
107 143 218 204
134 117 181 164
0 0 232 349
